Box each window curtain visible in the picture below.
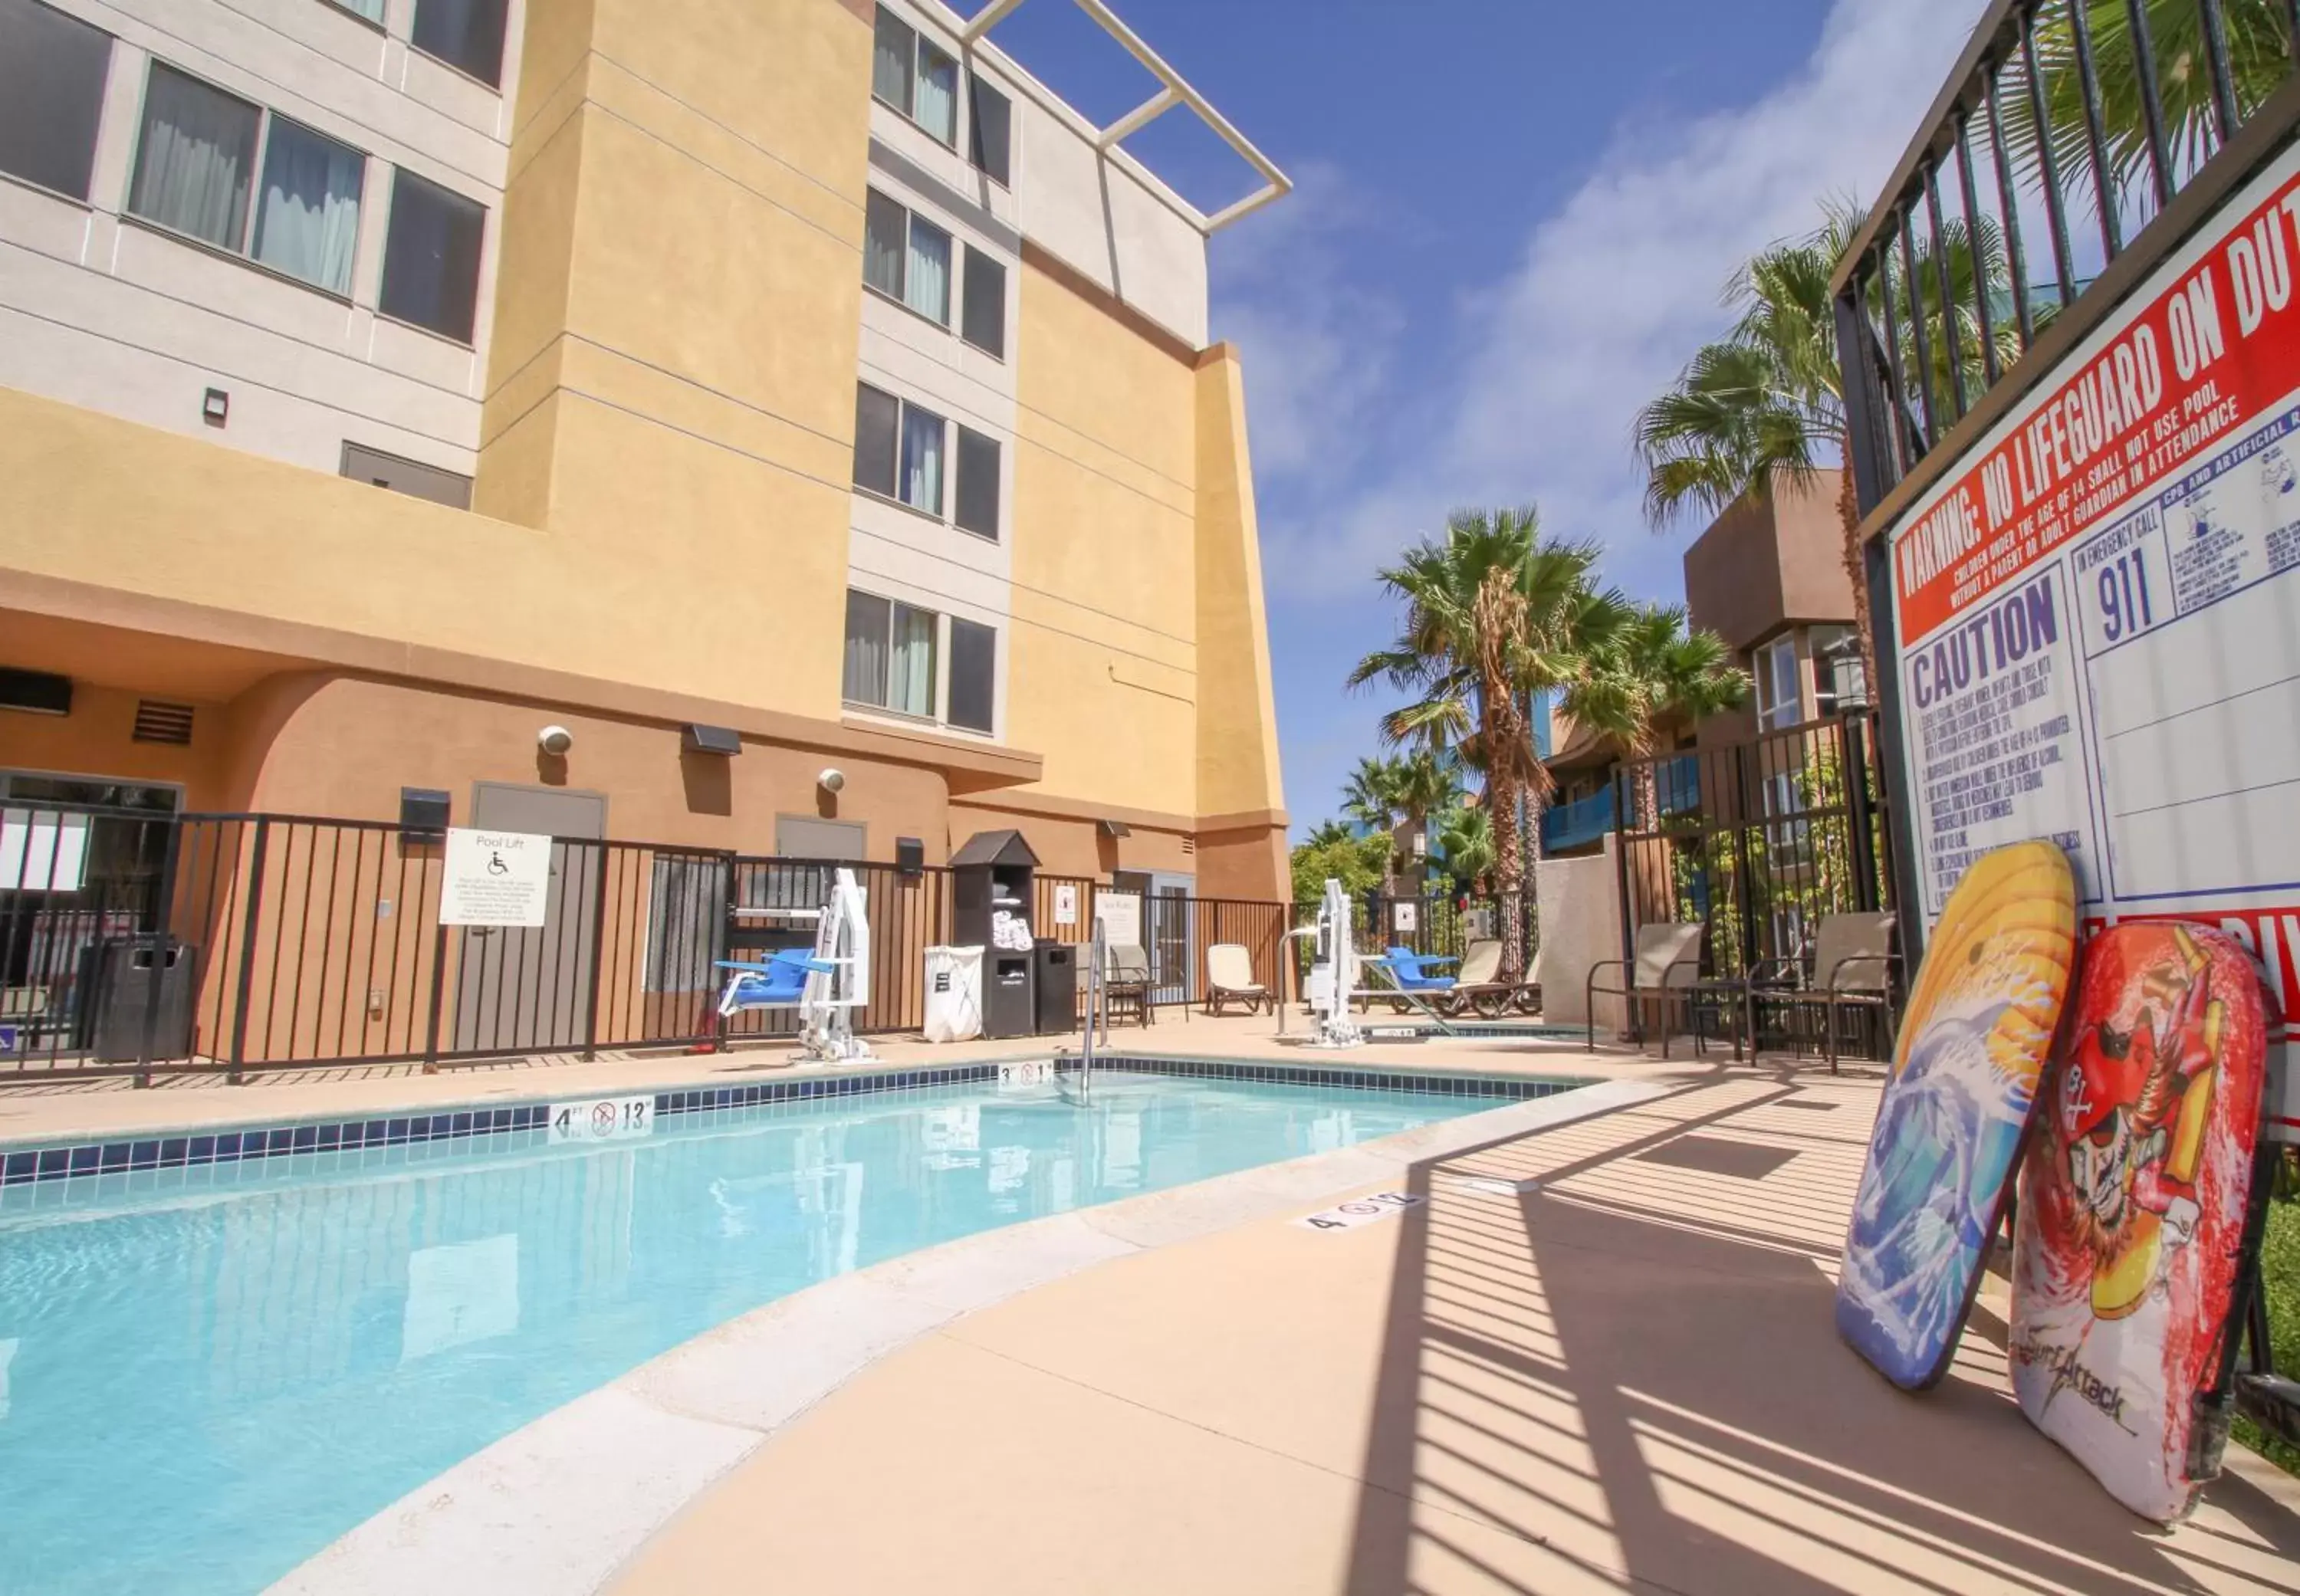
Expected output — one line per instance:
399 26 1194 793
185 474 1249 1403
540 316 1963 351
888 605 937 718
131 67 258 251
252 120 363 294
900 406 944 514
863 192 905 300
871 10 912 109
336 0 386 21
904 218 949 323
915 46 957 143
843 592 890 705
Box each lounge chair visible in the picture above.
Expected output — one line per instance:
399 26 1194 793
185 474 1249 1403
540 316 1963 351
1103 942 1155 1026
1749 911 1900 1072
1204 942 1271 1015
1446 938 1539 1018
1585 922 1705 1059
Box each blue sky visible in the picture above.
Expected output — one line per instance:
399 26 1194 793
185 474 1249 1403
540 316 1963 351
968 0 1988 834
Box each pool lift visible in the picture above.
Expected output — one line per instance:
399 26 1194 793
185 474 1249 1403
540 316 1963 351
1295 877 1365 1049
712 867 876 1065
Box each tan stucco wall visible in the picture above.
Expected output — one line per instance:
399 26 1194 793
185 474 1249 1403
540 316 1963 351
1192 348 1285 823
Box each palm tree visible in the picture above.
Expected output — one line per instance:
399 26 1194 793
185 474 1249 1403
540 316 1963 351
1349 508 1631 978
1339 756 1403 834
2013 2 2289 205
1576 606 1749 829
1388 749 1462 885
1436 804 1497 896
1303 818 1356 849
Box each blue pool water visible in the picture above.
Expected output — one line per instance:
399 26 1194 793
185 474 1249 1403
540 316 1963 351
0 1067 1529 1594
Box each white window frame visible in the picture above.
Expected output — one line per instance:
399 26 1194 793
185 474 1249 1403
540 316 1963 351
871 4 960 149
1753 634 1802 733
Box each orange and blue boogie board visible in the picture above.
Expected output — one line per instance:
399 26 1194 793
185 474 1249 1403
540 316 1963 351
2011 922 2270 1522
1838 840 2078 1389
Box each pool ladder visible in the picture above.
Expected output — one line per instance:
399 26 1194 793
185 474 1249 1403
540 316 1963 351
1076 920 1107 1095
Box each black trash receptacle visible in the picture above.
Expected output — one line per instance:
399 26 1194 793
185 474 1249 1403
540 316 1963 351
984 950 1036 1040
1032 940 1077 1035
91 938 200 1063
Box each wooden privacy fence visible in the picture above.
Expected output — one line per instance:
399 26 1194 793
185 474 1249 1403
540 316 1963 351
0 804 1295 1082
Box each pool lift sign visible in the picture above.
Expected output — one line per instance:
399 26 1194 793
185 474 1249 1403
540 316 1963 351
1877 136 2300 1144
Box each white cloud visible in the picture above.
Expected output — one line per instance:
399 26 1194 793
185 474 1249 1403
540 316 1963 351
1240 0 1987 602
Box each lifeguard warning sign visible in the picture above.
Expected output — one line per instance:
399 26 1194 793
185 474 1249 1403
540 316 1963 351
1887 140 2300 1135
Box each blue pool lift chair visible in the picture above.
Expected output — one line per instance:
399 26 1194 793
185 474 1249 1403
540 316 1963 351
1366 946 1458 1014
714 947 835 1012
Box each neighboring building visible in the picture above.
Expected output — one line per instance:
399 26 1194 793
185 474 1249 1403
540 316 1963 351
1535 471 1863 857
0 0 1291 898
1681 469 1865 743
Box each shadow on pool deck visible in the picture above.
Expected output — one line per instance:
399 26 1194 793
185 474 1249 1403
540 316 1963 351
1338 1069 2300 1595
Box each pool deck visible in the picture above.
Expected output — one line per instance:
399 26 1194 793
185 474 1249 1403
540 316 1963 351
0 1010 1674 1148
210 1020 2300 1596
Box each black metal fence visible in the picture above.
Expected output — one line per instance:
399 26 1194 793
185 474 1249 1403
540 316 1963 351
1612 712 1897 984
0 803 1296 1082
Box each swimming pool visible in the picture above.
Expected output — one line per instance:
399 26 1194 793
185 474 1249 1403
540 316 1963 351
0 1059 1570 1595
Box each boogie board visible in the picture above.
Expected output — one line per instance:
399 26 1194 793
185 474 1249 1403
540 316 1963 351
1837 839 2077 1390
2010 921 2269 1522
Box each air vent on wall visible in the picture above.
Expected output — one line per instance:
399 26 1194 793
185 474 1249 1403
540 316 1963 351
1181 836 1197 855
132 701 196 745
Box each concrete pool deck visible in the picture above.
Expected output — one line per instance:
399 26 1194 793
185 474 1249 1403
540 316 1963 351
230 1037 2300 1596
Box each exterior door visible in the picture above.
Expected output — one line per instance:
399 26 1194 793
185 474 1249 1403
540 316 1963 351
451 783 606 1055
1148 873 1193 1005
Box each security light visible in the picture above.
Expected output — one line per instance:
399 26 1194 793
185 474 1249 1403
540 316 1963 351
537 725 574 755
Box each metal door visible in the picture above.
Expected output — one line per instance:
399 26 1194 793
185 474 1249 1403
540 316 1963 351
451 784 606 1054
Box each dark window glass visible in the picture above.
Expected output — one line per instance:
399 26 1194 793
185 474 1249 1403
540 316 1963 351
843 591 891 707
955 426 999 540
380 169 485 342
853 384 899 498
0 0 110 201
961 245 1005 359
863 189 905 300
411 0 507 88
130 65 260 250
948 618 994 734
870 6 913 112
968 76 1010 186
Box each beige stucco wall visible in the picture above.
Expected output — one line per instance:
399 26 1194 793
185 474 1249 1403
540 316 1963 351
1192 348 1285 823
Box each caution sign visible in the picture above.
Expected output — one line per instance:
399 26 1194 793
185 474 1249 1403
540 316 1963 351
439 828 552 928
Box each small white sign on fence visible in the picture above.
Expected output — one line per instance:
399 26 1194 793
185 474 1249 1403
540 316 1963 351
1392 901 1418 932
0 808 88 892
1052 883 1079 927
547 1095 653 1144
1096 892 1142 950
439 828 552 928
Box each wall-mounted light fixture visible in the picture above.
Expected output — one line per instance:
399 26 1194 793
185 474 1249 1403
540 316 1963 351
537 724 574 755
817 767 846 793
202 387 229 427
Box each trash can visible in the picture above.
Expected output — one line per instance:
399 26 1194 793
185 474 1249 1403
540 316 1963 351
923 945 984 1043
1032 940 1077 1035
91 938 200 1063
984 950 1036 1040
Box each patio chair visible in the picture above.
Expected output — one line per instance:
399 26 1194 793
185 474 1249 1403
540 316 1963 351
1749 912 1900 1073
1204 943 1272 1016
1446 938 1539 1018
1585 922 1705 1059
1102 942 1155 1027
1366 945 1457 1013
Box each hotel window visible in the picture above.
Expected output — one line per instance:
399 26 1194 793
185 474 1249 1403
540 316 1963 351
380 169 485 342
948 617 995 734
968 75 1010 185
326 0 387 23
843 591 938 720
872 5 958 146
852 383 947 516
129 64 366 297
863 189 951 325
961 245 1005 358
411 0 508 89
955 425 999 540
0 0 110 202
1753 635 1802 732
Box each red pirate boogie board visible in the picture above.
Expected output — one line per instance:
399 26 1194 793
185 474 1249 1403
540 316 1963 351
2010 922 2270 1522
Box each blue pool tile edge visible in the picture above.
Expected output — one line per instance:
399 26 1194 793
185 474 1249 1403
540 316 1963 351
0 1056 1589 1190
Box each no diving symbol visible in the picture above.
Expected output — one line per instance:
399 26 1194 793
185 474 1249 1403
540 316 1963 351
591 1103 616 1136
